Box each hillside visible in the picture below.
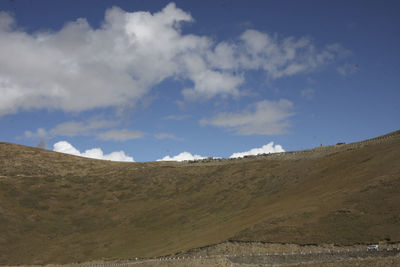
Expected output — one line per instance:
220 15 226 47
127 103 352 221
0 131 399 265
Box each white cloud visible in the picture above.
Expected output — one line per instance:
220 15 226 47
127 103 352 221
50 119 118 137
157 151 205 162
0 4 208 115
200 99 294 135
53 141 81 156
25 118 144 142
0 4 350 116
53 141 134 162
181 53 244 100
23 128 48 149
207 30 351 79
24 128 48 139
229 142 285 158
97 129 144 141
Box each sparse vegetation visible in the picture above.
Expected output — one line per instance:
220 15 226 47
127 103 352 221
0 131 399 265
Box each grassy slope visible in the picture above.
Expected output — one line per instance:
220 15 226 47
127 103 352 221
0 131 399 265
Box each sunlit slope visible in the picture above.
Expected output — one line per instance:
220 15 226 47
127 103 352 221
0 131 399 265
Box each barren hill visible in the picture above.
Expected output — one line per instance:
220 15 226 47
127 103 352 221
0 131 399 265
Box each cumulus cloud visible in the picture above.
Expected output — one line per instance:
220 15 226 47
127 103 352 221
229 142 285 158
53 141 134 162
157 151 205 162
97 129 144 141
0 4 349 116
0 3 231 115
200 99 294 135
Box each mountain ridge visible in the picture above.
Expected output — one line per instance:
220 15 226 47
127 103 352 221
0 130 399 265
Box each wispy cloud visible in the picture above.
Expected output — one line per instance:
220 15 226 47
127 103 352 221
24 128 48 148
98 129 144 141
337 63 359 76
24 128 48 139
200 99 294 135
50 119 118 137
24 118 143 142
207 31 351 79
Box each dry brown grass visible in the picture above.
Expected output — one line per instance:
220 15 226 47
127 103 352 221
0 131 399 265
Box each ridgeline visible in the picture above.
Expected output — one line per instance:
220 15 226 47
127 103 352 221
0 131 399 265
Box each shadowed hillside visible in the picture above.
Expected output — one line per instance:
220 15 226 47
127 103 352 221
0 131 399 265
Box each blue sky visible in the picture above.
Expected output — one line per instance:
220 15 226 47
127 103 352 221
0 0 399 162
